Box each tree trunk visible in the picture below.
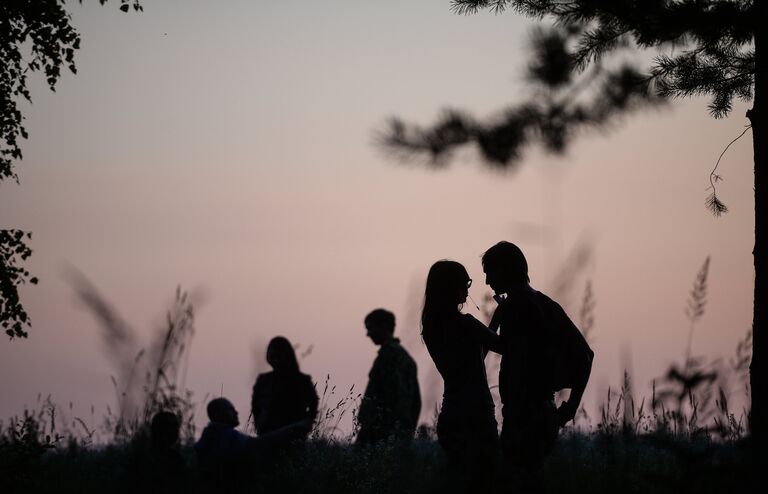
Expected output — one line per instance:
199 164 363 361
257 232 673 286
749 0 768 463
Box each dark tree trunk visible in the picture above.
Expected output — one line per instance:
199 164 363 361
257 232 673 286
749 0 768 464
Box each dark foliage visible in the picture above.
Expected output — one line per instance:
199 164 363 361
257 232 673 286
378 20 664 169
0 230 38 338
0 428 753 494
381 1 755 211
0 0 140 339
1 0 141 181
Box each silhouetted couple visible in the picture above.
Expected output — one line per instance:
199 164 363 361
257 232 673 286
423 241 593 488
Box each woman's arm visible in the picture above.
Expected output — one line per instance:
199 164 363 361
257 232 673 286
251 375 265 432
305 375 320 422
463 314 503 355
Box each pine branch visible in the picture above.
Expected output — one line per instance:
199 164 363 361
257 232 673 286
705 192 729 216
375 110 476 165
382 1 753 173
651 44 754 118
574 23 631 69
451 0 508 15
705 124 751 216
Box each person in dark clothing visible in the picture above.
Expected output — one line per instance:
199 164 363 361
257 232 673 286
482 241 594 474
134 410 186 490
251 336 318 439
356 308 421 444
196 397 312 484
150 410 182 450
149 410 184 469
421 260 501 487
195 397 254 481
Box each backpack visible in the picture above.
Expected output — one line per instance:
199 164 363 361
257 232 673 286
547 300 594 391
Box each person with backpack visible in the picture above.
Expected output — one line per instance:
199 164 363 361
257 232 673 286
482 241 594 474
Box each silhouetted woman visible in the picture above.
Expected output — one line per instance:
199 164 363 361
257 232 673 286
421 260 501 484
251 336 319 439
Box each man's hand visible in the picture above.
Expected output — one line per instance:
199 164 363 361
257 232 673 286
488 300 506 334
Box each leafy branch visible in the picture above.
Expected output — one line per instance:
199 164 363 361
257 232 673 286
0 230 38 338
0 0 140 339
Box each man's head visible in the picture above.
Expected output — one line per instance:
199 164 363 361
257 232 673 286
206 397 239 427
364 308 395 346
482 241 530 295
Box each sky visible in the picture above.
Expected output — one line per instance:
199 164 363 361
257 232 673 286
0 0 756 435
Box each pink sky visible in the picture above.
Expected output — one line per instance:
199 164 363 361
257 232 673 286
0 0 755 434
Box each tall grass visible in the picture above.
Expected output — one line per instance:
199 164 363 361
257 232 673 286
62 276 200 443
311 374 361 441
0 400 752 494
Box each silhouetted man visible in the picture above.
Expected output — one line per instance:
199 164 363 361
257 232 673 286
196 397 310 483
195 398 253 477
483 241 593 473
357 308 421 444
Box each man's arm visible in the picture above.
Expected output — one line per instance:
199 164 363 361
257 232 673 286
357 374 376 425
556 335 594 427
357 355 384 438
486 334 504 355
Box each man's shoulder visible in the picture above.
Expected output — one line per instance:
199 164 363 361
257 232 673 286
199 422 240 439
380 338 403 353
532 289 562 309
529 290 576 323
396 339 417 359
532 291 591 350
379 339 416 368
510 289 563 317
498 288 540 321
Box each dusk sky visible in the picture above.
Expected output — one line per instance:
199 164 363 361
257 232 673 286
0 0 755 434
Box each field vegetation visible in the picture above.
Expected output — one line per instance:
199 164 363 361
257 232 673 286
0 262 755 493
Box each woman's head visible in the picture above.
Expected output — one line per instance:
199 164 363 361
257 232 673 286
421 260 472 332
266 336 300 373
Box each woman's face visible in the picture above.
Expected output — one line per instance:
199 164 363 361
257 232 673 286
455 274 470 306
267 347 283 370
